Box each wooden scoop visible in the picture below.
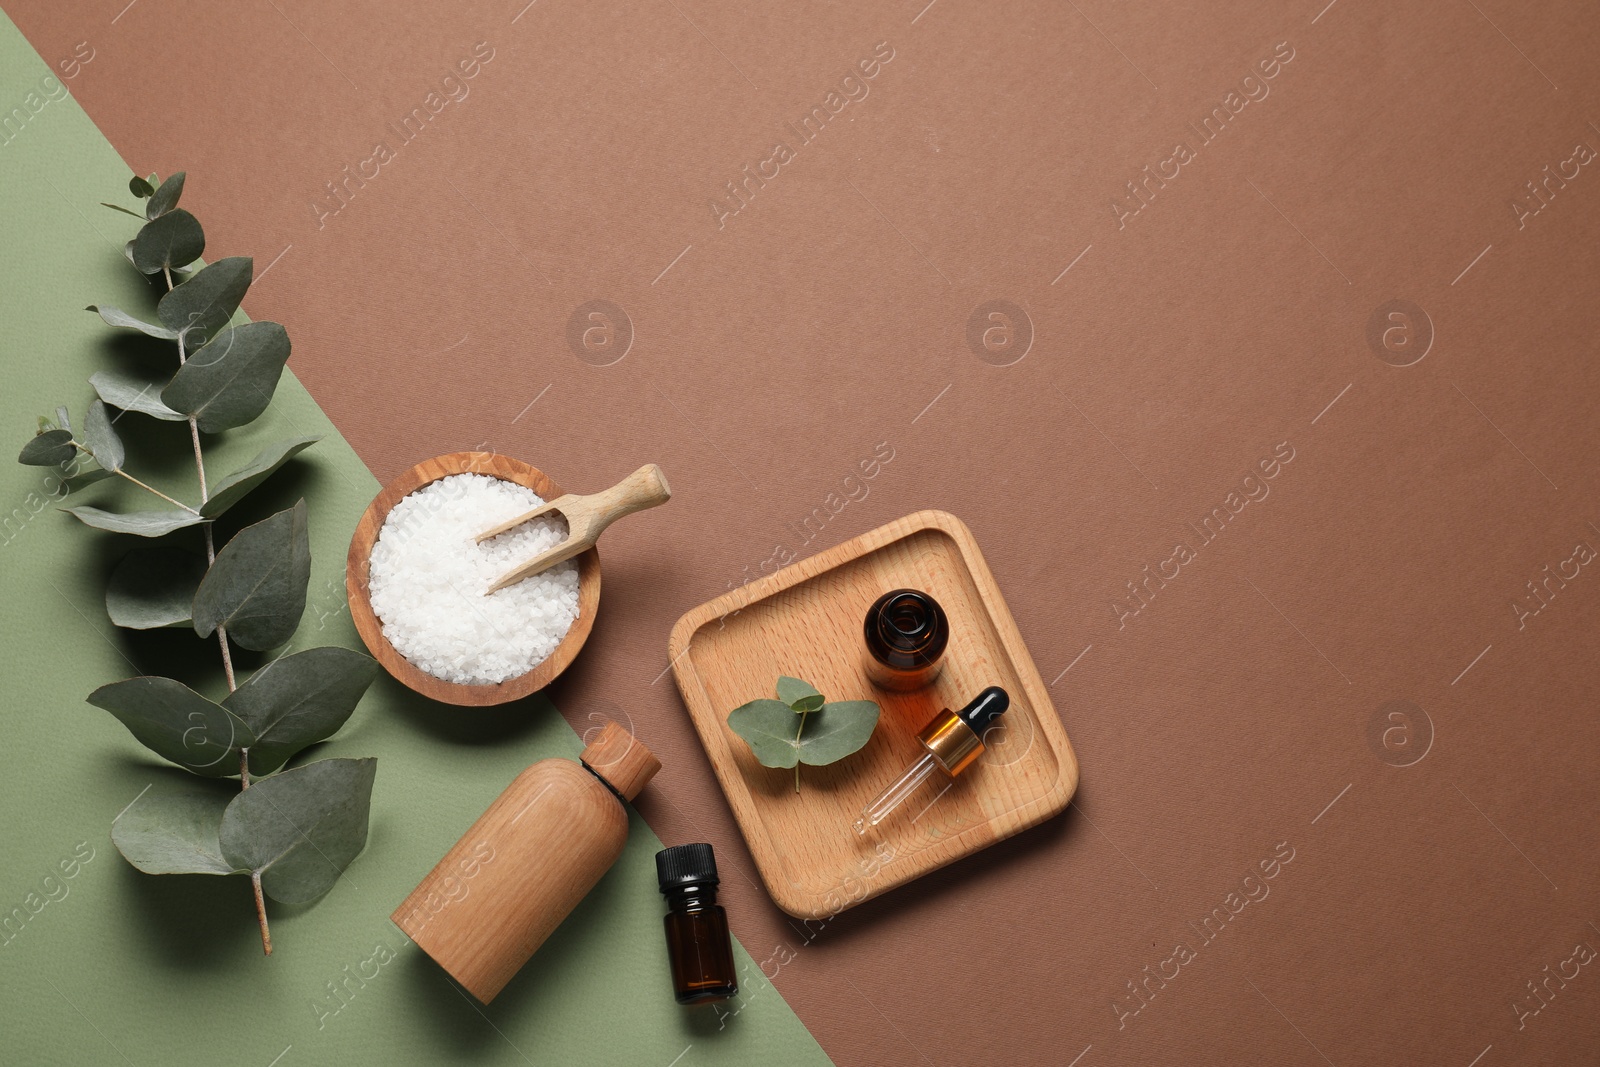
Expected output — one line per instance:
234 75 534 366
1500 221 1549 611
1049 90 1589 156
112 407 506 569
477 463 671 594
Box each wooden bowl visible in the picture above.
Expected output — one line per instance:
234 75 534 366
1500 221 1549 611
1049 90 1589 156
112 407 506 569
345 452 601 706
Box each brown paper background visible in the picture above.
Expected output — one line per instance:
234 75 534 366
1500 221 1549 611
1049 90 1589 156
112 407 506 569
12 0 1600 1062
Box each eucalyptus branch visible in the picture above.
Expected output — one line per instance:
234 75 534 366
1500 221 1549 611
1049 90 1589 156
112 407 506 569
162 267 255 945
26 171 381 962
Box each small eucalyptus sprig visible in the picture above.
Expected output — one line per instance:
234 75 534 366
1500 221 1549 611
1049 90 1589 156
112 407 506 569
728 676 880 792
19 172 379 956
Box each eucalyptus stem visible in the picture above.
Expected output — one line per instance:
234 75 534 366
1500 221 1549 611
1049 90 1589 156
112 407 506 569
165 295 236 694
69 442 200 513
215 626 236 689
189 421 206 489
251 873 272 955
199 463 235 691
793 709 810 793
168 308 234 692
164 270 262 952
113 468 200 514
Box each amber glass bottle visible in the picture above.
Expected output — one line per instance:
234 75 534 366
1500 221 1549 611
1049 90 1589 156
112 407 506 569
656 843 737 1005
863 588 949 690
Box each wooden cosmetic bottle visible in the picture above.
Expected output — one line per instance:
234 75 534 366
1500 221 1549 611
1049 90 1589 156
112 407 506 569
392 721 661 1003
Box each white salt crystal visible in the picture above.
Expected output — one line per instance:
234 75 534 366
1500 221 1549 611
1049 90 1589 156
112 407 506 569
367 473 580 685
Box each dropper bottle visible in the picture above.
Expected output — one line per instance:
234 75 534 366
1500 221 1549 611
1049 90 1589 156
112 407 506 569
853 686 1009 835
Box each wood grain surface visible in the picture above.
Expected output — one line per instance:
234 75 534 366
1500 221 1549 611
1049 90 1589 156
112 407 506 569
346 451 601 706
481 462 670 593
670 510 1078 916
391 757 629 1002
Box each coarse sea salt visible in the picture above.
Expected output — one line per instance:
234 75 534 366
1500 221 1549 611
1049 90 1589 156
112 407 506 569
367 473 580 685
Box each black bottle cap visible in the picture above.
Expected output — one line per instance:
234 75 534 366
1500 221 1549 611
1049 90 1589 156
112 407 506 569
656 843 719 894
956 686 1009 732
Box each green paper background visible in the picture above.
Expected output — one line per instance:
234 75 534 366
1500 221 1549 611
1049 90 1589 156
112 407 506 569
0 14 830 1065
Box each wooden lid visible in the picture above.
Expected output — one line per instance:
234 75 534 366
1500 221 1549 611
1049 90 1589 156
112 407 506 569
580 721 660 801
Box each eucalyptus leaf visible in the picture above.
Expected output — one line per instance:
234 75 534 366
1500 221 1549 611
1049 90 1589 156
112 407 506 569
726 699 804 769
776 675 824 713
105 546 207 629
224 646 378 774
111 791 241 875
90 368 184 421
19 428 73 466
726 676 881 787
162 321 289 432
65 505 207 536
201 436 321 518
83 400 124 472
55 406 71 433
87 676 255 778
156 256 251 345
63 467 115 493
794 700 880 766
219 757 377 903
121 240 138 269
102 202 148 220
86 304 179 340
146 171 185 219
129 174 155 198
130 208 204 274
192 500 310 650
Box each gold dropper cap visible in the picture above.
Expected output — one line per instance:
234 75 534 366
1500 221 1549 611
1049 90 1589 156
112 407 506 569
917 709 984 776
917 685 1011 776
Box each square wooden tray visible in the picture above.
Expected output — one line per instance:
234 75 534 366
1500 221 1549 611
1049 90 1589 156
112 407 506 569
668 510 1079 918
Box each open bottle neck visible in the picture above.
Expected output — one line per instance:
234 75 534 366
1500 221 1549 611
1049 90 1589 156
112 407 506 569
866 589 949 668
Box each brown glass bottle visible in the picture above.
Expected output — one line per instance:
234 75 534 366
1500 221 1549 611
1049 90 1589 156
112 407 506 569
656 843 737 1005
863 588 949 690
